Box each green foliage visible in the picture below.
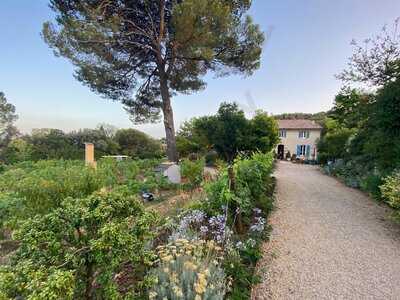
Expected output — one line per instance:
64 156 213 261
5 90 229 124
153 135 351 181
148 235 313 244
186 152 275 299
337 18 400 87
176 136 203 158
0 160 102 221
249 111 279 152
180 158 205 189
194 103 278 163
317 119 355 164
320 19 400 206
0 191 159 299
0 138 33 164
0 158 168 229
235 152 274 213
202 152 274 221
381 170 400 223
360 173 383 199
114 129 163 159
381 170 400 213
223 248 257 300
0 125 163 164
329 88 373 129
201 173 233 217
205 150 219 167
362 77 400 171
176 118 211 158
149 239 226 300
0 92 18 152
26 129 80 161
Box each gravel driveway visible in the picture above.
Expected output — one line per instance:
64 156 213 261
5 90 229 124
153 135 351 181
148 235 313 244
252 161 400 299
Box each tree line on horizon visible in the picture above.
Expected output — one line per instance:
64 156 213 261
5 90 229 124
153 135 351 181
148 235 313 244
0 118 164 164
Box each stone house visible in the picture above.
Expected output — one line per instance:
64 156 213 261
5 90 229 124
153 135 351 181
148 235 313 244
276 119 322 160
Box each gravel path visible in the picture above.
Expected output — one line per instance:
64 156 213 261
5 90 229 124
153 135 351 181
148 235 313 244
252 161 400 299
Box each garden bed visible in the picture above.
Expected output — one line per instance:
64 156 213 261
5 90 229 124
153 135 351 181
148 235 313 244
0 153 276 299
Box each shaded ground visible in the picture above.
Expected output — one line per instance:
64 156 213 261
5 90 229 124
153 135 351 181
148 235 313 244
252 161 400 299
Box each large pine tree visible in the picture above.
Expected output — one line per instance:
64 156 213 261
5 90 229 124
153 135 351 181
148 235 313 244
42 0 264 161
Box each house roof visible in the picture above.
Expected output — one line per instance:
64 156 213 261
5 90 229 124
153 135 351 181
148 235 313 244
277 119 322 130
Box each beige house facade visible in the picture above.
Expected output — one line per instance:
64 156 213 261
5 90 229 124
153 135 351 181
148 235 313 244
276 119 322 160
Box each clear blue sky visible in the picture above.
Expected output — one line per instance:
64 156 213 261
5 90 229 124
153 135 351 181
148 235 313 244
1 0 399 138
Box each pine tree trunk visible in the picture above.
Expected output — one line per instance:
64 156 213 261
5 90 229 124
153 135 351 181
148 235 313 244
159 73 178 162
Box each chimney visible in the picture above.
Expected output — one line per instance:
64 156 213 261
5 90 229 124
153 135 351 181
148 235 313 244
85 143 96 167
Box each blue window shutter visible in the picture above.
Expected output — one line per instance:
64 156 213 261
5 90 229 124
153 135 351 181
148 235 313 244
306 145 311 157
296 145 301 156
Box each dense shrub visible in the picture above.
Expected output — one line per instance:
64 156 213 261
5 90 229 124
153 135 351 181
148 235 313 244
205 150 218 167
0 191 158 299
360 173 383 199
201 152 274 222
381 171 400 208
381 171 400 222
180 158 205 189
0 160 102 221
235 152 274 203
114 128 163 159
0 158 169 229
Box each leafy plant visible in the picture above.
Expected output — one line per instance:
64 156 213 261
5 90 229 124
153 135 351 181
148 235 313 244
0 190 159 299
180 158 205 189
381 170 400 222
205 150 219 167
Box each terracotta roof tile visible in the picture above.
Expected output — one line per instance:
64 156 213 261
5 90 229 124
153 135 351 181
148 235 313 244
277 119 322 129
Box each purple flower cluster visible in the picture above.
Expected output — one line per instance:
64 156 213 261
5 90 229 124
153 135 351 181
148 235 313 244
205 214 232 244
249 216 265 233
249 207 265 234
170 209 232 246
170 210 206 241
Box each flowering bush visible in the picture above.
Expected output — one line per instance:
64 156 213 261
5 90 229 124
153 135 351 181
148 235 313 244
380 170 400 222
149 239 227 300
381 170 400 209
170 210 233 247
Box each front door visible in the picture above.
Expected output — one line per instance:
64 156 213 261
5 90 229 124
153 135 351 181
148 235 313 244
277 144 284 160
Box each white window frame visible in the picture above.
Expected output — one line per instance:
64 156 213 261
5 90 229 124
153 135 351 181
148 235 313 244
298 130 310 139
279 129 286 138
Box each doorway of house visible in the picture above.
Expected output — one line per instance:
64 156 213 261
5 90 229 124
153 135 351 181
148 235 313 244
277 144 284 160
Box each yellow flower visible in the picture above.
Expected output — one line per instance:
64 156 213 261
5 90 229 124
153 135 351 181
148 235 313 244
184 261 197 271
172 285 183 297
195 282 206 294
149 291 157 300
161 255 174 263
171 272 178 283
195 295 202 300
